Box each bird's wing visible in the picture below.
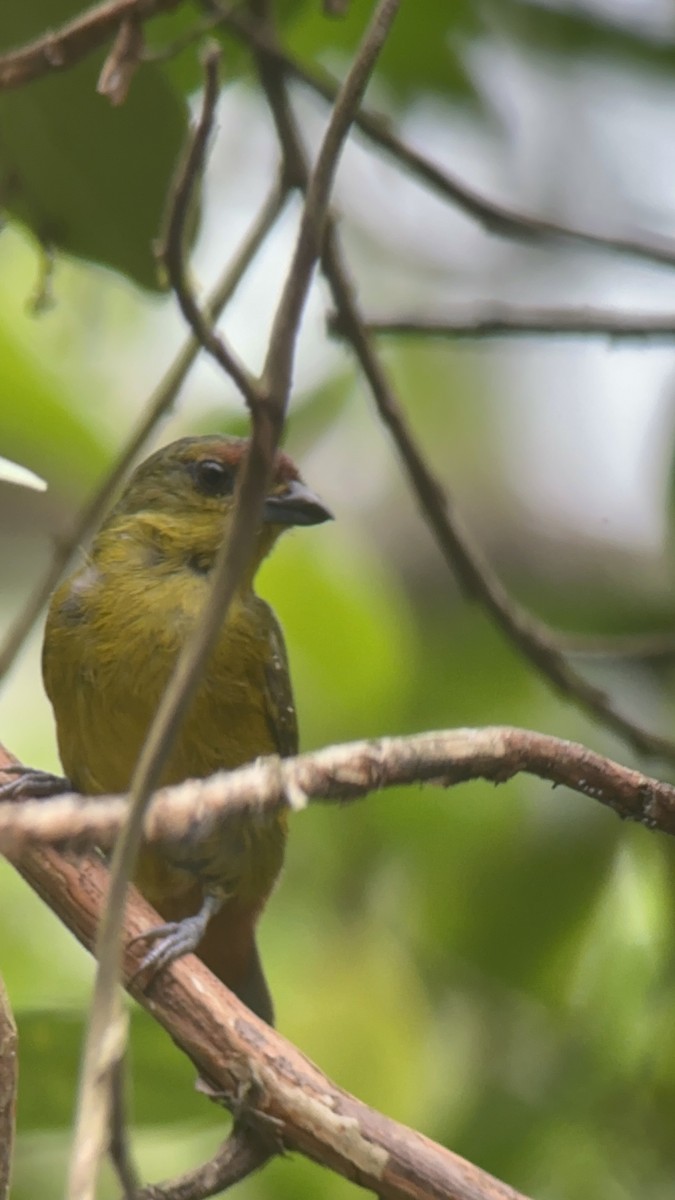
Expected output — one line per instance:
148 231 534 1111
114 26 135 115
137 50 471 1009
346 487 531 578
262 609 299 758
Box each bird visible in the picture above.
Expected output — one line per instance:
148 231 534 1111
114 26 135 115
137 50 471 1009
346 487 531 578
39 434 332 1023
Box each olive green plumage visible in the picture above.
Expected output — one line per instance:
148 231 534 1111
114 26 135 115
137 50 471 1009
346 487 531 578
42 435 331 1021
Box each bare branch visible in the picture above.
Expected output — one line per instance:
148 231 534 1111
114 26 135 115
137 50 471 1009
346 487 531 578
2 726 674 849
0 977 17 1200
329 307 675 342
0 0 181 90
0 744 533 1200
562 630 675 661
134 1125 271 1200
260 0 401 401
109 1056 140 1197
0 178 287 684
216 5 675 273
319 230 675 766
247 23 675 769
97 15 144 106
155 46 260 408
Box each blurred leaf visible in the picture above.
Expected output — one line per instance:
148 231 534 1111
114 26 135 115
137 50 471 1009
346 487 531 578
282 0 479 106
0 319 109 494
0 2 189 290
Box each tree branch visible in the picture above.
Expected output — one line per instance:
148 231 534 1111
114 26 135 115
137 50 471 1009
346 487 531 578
134 1125 271 1200
0 0 181 90
216 4 675 273
329 307 675 342
0 744 533 1200
155 45 260 408
259 0 400 401
245 20 675 769
319 231 675 766
2 726 674 849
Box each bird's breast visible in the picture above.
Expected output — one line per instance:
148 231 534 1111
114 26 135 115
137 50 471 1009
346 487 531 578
44 561 287 792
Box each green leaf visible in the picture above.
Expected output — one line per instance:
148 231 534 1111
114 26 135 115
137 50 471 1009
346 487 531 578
0 317 109 494
0 2 190 290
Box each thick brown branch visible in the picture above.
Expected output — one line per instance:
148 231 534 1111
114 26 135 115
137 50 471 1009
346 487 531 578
0 744 532 1200
2 727 674 850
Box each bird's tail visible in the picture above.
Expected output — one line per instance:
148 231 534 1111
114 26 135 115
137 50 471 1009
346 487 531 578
197 900 275 1025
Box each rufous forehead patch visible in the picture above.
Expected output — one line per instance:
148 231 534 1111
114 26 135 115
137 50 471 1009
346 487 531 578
179 436 301 483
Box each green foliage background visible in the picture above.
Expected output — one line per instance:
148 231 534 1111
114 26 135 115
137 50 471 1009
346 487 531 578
3 3 675 1199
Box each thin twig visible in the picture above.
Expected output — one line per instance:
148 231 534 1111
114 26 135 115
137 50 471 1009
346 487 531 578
134 1125 271 1200
216 5 675 273
259 0 401 401
319 230 675 765
155 46 259 408
68 7 401 1199
329 308 675 342
248 21 675 769
97 15 144 105
0 178 287 685
0 977 17 1200
260 62 675 680
109 1056 140 1198
561 630 675 660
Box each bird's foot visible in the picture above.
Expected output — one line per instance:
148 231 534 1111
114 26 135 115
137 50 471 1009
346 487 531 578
0 765 71 801
129 893 223 985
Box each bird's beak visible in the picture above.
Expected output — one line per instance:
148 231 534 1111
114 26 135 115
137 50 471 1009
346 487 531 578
263 479 333 527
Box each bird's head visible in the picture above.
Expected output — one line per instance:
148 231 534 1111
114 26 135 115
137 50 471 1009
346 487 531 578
101 434 332 576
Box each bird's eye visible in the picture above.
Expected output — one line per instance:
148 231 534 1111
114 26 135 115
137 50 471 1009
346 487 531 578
191 459 235 497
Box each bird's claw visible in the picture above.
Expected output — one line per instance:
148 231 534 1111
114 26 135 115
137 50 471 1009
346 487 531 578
128 907 215 987
129 922 186 984
0 766 71 801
